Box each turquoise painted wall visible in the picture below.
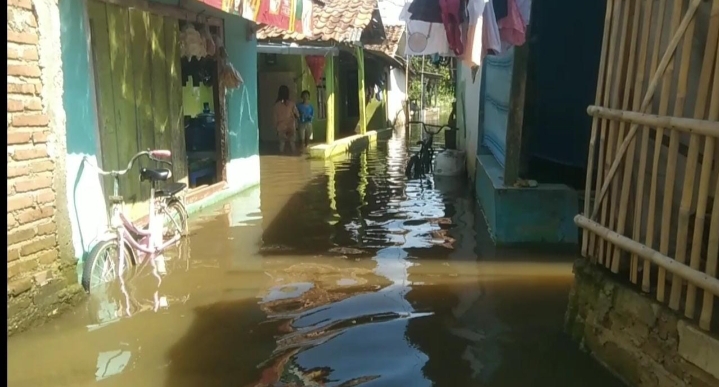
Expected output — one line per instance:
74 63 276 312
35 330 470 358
224 17 259 160
60 0 108 262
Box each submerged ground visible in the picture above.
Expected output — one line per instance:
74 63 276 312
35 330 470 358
7 128 624 387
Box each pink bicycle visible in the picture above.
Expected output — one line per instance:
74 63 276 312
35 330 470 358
81 150 188 293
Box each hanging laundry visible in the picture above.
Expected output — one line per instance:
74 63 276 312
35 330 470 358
498 0 526 46
491 0 508 21
461 0 489 67
481 0 501 58
440 0 465 55
514 0 531 24
401 3 455 56
407 0 444 23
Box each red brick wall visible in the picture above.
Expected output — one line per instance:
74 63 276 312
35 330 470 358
7 0 81 335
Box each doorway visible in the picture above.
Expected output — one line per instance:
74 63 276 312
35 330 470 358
257 71 298 150
180 22 225 189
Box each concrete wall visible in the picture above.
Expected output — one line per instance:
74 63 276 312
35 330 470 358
223 14 261 190
8 0 84 335
60 0 107 264
388 67 406 126
566 259 719 387
456 61 482 181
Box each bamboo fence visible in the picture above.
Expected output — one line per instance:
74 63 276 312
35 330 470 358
579 0 719 332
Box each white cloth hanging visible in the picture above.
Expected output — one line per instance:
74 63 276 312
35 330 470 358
483 0 502 55
400 2 455 56
462 0 490 67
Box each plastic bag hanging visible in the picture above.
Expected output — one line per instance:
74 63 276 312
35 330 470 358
305 55 325 85
180 23 207 59
217 47 243 89
202 24 216 57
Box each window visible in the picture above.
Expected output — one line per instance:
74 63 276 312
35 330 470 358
316 76 327 120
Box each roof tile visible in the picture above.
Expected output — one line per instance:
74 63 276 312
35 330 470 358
257 0 378 43
365 25 404 57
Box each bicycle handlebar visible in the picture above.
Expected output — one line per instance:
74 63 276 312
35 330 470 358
84 149 172 176
407 121 451 136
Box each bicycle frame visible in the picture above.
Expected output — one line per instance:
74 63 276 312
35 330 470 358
406 121 449 176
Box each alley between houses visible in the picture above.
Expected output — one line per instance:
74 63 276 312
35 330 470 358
7 129 624 387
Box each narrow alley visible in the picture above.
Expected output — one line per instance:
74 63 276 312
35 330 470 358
7 129 624 387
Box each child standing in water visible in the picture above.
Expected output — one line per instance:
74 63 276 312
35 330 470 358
296 90 314 150
273 85 300 154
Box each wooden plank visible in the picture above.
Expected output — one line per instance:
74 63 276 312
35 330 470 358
689 5 719 320
605 0 633 271
609 0 640 274
576 214 719 297
587 107 719 136
668 1 700 310
87 0 120 201
656 0 697 303
503 42 530 187
642 0 668 292
164 17 187 185
130 8 154 204
107 4 141 217
630 0 656 286
149 14 171 169
593 0 622 265
584 0 614 263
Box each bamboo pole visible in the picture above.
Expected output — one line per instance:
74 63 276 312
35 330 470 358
610 0 642 274
688 16 719 319
595 0 624 266
582 0 616 261
667 7 700 311
589 0 704 221
654 0 686 303
641 0 669 293
699 172 719 330
594 0 631 267
576 214 719 297
604 0 633 269
587 108 719 137
627 0 655 285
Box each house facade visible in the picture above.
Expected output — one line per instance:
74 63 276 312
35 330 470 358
7 0 302 334
256 0 404 157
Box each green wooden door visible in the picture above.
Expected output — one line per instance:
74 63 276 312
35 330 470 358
87 1 187 219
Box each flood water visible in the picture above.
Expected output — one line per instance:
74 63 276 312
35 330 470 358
7 128 625 387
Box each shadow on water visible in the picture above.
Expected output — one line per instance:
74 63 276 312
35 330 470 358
7 127 625 387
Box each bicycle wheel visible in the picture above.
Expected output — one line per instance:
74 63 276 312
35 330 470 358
163 199 188 238
81 239 136 293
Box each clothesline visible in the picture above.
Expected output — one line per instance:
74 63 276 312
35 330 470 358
401 0 531 67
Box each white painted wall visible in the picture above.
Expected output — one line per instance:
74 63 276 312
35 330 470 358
388 67 407 125
456 62 482 181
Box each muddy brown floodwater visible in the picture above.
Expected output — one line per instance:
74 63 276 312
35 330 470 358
7 128 625 387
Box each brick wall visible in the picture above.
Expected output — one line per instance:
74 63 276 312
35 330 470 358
7 0 82 335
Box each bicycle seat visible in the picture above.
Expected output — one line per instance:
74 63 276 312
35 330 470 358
140 168 171 182
156 182 187 197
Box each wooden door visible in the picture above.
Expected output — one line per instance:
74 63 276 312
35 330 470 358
87 1 186 219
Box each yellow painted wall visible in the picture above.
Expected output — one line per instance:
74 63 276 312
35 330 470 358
182 77 215 117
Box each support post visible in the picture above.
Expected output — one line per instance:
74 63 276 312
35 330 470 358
326 55 335 144
404 55 410 127
504 43 530 186
355 46 367 134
